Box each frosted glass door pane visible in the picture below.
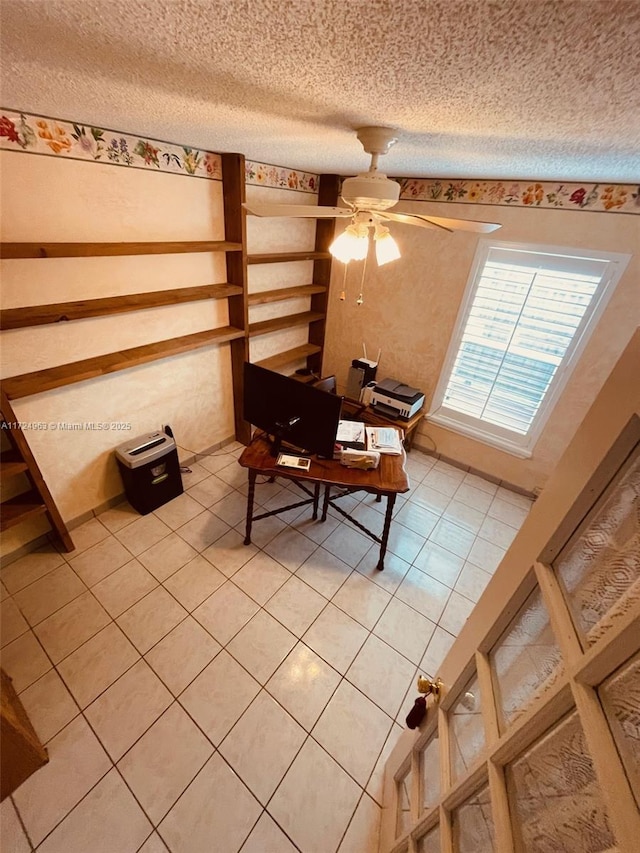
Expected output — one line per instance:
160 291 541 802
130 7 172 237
420 733 440 813
396 766 413 838
506 711 615 852
490 585 563 729
450 675 484 781
599 651 640 808
553 451 640 647
452 786 494 853
417 824 441 853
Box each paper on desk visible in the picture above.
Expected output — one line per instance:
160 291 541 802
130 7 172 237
336 420 366 444
365 426 403 454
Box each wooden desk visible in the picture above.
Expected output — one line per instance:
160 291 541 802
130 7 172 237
238 433 410 570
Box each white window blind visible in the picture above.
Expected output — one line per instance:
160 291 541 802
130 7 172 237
430 242 630 456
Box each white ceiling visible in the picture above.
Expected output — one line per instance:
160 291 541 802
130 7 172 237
2 0 639 182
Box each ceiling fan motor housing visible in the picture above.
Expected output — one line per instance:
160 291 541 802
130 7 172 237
341 172 401 211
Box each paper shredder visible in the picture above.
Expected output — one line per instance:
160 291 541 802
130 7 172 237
115 430 183 514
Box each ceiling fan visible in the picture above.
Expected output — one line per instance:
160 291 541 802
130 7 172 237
243 126 502 265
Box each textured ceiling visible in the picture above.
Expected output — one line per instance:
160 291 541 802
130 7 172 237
1 0 639 181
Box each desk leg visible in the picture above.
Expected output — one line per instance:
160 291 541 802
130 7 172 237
312 483 320 520
244 470 257 545
377 493 396 571
321 485 331 521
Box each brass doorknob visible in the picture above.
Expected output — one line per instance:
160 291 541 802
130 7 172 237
417 675 443 700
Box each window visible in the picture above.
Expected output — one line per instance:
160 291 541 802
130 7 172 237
429 241 630 457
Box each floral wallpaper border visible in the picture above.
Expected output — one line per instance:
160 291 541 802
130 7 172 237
397 177 640 214
0 109 320 193
1 109 637 211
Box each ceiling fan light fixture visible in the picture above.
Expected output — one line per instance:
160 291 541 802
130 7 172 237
329 222 369 263
374 224 401 266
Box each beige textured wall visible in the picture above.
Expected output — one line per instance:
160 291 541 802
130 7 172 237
323 200 640 492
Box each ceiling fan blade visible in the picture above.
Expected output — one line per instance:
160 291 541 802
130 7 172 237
380 211 453 232
243 203 352 218
405 213 502 233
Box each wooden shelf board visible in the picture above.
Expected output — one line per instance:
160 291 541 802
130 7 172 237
1 284 244 330
0 450 29 478
247 285 326 306
0 491 47 532
0 241 243 259
3 326 245 399
255 344 322 372
248 311 325 338
247 251 331 265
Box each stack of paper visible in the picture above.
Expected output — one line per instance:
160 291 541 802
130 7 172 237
336 420 366 450
365 426 403 455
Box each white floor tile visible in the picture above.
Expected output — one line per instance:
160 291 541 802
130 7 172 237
138 532 198 582
454 562 492 603
117 586 188 653
1 630 51 692
373 598 436 664
264 526 319 572
338 792 381 853
176 509 230 551
409 482 450 514
97 501 139 533
478 514 518 549
0 797 30 853
220 690 306 804
179 460 211 488
267 636 340 732
429 517 476 559
442 498 486 534
347 634 416 718
192 581 259 645
188 473 237 510
420 625 457 678
91 559 158 617
241 812 299 853
145 616 221 695
84 659 172 761
439 590 475 635
496 485 534 509
163 555 225 611
34 591 111 663
232 551 291 605
215 459 246 489
394 501 439 538
137 833 170 853
118 702 213 823
296 546 353 599
36 769 152 853
153 492 204 529
158 754 261 853
12 716 111 846
395 567 450 622
228 610 297 683
453 482 495 513
332 571 391 629
462 471 499 496
423 468 461 497
313 680 392 786
211 489 253 527
201 528 257 577
412 540 464 588
366 723 404 805
13 564 86 626
115 513 172 556
303 603 368 674
18 669 79 744
355 550 411 594
179 650 260 745
291 512 341 544
69 537 132 587
66 517 110 555
265 575 327 636
237 513 287 549
1 546 64 595
488 495 529 527
269 738 361 853
1 597 28 646
322 523 373 568
57 622 139 708
466 536 506 574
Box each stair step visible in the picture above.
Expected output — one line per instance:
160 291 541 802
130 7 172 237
0 491 48 532
0 449 29 478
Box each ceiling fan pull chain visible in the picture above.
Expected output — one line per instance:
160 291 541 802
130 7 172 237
356 247 369 305
339 263 348 301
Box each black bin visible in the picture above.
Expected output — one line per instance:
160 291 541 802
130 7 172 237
115 430 183 515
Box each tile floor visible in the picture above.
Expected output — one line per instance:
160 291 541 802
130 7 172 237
0 444 533 853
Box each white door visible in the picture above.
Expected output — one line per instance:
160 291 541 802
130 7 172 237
379 334 640 853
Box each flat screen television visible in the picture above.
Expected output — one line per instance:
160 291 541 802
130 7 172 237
243 362 342 458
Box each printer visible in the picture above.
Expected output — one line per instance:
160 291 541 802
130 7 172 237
370 378 425 420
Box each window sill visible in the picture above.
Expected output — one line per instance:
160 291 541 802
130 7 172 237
427 412 533 459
